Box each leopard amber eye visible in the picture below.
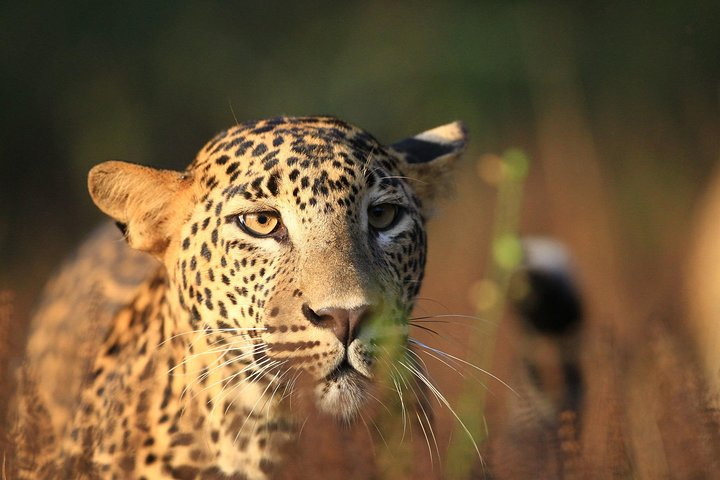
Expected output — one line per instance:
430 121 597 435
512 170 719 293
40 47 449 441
368 204 400 231
238 212 281 237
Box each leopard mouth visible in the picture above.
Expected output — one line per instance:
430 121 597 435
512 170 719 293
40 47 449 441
326 358 355 381
316 357 369 420
325 356 371 382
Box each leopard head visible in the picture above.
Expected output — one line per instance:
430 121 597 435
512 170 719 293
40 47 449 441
88 116 465 420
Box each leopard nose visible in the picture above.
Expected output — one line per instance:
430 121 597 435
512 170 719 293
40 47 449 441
302 304 371 346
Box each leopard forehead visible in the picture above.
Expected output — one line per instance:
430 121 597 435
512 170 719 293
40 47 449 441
188 116 407 207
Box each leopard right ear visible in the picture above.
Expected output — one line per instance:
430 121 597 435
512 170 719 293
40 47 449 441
88 161 193 257
391 121 467 216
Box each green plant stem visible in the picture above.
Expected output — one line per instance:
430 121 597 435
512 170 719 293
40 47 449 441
445 149 529 479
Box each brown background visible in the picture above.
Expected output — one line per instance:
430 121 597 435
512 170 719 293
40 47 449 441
2 2 720 478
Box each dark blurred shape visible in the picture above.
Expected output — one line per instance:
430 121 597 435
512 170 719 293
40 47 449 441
479 238 586 479
510 237 583 336
511 237 584 412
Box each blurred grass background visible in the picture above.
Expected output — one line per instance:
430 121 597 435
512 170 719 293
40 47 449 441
2 1 720 478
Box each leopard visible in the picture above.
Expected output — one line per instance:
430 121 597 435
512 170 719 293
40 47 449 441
10 115 466 479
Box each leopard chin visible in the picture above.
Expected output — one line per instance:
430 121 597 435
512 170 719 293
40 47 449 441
315 364 369 421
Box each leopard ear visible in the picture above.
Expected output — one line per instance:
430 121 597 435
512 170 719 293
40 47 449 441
391 121 467 215
88 161 193 257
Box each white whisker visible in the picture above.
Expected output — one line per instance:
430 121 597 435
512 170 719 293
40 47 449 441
358 412 378 458
407 344 466 380
399 359 482 463
232 362 288 445
158 326 266 347
410 313 494 325
410 339 517 396
198 353 275 411
415 410 434 469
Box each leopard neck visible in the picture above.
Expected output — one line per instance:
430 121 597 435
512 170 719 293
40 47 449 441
154 267 295 477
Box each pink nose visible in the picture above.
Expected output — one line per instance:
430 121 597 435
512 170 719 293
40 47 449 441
302 304 372 345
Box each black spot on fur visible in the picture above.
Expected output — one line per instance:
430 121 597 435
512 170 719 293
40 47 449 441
266 173 280 196
252 144 268 157
201 242 211 261
105 341 121 356
235 140 254 156
263 158 279 171
226 162 240 175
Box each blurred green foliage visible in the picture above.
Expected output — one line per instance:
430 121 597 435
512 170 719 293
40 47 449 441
447 148 529 478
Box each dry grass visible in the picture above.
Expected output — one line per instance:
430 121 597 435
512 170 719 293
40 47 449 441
0 291 15 479
480 316 720 480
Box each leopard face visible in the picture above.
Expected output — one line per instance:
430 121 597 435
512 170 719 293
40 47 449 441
89 116 465 421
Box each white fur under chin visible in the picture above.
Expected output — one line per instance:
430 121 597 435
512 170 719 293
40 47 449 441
315 371 368 421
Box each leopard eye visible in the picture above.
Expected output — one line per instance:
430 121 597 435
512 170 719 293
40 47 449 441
238 212 281 237
368 204 400 231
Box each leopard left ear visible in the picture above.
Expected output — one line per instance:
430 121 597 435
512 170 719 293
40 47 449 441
88 161 194 259
391 121 467 214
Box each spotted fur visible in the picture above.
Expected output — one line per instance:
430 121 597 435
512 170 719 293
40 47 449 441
11 116 466 479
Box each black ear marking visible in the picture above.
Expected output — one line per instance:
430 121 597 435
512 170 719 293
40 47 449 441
391 138 465 164
391 121 467 164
